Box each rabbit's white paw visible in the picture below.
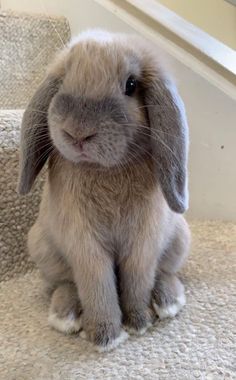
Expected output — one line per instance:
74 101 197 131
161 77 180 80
153 293 186 319
48 310 82 334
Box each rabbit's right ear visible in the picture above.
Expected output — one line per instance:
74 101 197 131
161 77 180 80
17 76 62 195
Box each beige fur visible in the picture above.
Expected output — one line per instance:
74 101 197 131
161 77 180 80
18 30 190 351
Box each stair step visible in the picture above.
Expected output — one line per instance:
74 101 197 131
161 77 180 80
0 110 44 281
0 11 70 109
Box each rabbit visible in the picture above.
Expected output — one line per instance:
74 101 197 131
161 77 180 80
18 29 190 351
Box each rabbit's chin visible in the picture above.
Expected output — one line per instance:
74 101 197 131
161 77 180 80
58 150 103 166
54 143 124 169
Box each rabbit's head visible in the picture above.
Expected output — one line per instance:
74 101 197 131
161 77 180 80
18 30 189 213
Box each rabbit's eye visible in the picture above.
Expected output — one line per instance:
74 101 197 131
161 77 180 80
125 76 137 96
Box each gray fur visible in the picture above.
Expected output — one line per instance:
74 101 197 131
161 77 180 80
153 217 190 307
144 77 189 213
18 31 190 351
50 282 82 319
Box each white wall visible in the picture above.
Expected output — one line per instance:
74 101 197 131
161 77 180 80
158 0 236 50
175 62 236 221
1 0 236 221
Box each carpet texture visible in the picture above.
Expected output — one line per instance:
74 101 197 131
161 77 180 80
0 221 235 379
0 110 44 281
0 10 70 109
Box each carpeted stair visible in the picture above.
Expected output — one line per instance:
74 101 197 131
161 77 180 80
0 10 235 380
0 10 70 109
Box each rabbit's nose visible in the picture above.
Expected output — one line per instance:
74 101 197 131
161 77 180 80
63 130 96 149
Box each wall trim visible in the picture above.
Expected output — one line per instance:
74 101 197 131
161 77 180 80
94 0 236 100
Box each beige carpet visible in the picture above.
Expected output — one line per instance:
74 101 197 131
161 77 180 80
0 10 70 109
0 110 44 282
0 221 235 380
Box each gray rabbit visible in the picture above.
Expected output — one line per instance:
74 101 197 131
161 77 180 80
18 30 190 351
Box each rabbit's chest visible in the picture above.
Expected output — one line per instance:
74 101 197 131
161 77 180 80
52 185 156 253
76 179 146 228
48 160 159 249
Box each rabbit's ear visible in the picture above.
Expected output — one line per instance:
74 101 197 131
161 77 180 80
144 71 189 213
18 76 61 194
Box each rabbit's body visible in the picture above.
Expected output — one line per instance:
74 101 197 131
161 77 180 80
19 30 190 351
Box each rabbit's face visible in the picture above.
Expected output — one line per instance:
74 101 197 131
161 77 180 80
19 30 189 213
48 37 149 167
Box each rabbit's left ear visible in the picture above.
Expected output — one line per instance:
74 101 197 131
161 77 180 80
144 71 189 213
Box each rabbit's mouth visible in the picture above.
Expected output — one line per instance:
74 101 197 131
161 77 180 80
69 142 96 163
75 151 91 162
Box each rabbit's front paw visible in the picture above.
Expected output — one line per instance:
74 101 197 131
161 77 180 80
81 320 129 352
123 308 154 335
